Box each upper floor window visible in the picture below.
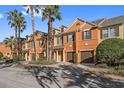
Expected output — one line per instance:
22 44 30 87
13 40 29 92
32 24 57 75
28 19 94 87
39 40 43 46
57 36 62 45
83 30 91 40
101 26 118 39
32 42 34 48
68 33 75 42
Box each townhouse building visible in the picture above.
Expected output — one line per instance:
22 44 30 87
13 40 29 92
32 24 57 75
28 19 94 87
92 15 124 40
63 18 100 63
22 31 47 61
53 26 67 62
53 15 124 63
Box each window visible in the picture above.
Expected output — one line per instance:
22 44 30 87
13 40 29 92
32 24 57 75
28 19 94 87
32 42 34 48
57 36 62 45
101 26 118 39
110 28 116 38
68 33 74 42
102 29 109 38
39 40 43 46
83 30 91 40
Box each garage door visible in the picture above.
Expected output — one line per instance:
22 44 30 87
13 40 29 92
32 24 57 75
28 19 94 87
67 52 76 63
81 51 93 63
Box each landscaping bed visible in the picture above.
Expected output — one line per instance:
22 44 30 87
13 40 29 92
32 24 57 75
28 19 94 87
86 63 124 78
30 59 57 65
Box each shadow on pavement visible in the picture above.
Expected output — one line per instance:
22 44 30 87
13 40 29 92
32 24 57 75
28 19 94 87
28 66 61 88
0 62 18 69
27 64 124 88
59 65 124 88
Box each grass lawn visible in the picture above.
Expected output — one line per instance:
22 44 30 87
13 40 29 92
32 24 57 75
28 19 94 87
96 63 124 76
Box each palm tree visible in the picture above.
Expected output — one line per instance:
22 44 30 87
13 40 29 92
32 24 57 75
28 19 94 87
7 10 26 60
41 5 62 62
24 5 40 60
7 10 18 44
4 36 15 58
16 11 26 56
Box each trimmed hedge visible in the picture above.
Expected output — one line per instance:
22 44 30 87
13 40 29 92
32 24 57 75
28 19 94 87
96 38 124 66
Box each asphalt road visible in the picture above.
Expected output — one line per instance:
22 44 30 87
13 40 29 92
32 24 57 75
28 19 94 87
0 63 124 88
0 64 41 88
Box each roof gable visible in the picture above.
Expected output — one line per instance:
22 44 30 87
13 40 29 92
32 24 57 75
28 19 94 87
66 18 96 33
92 15 124 27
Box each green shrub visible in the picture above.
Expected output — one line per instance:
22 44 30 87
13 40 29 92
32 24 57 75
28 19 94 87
0 52 3 60
96 38 124 66
13 55 25 62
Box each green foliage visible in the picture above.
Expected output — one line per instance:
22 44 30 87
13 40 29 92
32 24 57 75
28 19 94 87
7 10 27 33
13 55 25 62
0 52 3 60
4 36 15 51
42 5 62 22
96 38 124 66
95 63 109 68
108 65 124 76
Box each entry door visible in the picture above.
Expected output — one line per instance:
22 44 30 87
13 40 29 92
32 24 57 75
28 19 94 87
58 51 63 62
67 52 76 63
81 51 93 63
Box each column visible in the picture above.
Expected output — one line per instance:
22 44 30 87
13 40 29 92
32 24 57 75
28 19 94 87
25 53 27 61
56 50 58 62
63 50 65 62
93 50 96 63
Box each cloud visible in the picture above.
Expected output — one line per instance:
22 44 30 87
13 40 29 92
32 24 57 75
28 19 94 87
0 14 3 19
22 6 42 17
21 11 28 16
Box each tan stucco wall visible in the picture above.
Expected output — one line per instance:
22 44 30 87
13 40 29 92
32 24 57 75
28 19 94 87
118 24 124 39
54 29 60 46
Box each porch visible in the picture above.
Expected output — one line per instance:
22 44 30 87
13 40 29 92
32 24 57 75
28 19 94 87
53 46 65 62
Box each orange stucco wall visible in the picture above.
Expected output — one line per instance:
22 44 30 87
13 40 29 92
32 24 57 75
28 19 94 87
27 32 47 61
63 19 100 63
0 43 11 58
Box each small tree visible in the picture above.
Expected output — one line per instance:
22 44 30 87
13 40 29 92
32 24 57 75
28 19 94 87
4 36 15 59
96 38 124 66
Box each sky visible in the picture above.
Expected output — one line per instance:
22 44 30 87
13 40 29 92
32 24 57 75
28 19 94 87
0 5 124 42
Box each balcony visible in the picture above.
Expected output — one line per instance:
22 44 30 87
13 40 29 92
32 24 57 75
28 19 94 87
53 42 64 49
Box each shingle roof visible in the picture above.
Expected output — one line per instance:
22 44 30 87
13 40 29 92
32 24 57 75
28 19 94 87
92 15 124 27
77 18 97 26
91 18 105 25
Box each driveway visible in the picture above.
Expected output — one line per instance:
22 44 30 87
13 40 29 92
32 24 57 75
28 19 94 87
0 62 124 88
0 63 41 88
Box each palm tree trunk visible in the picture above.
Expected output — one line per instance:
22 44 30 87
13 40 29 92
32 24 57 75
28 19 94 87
15 26 19 59
47 22 50 61
10 47 13 59
30 5 36 61
47 36 49 61
49 17 53 62
18 26 21 61
17 27 20 61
